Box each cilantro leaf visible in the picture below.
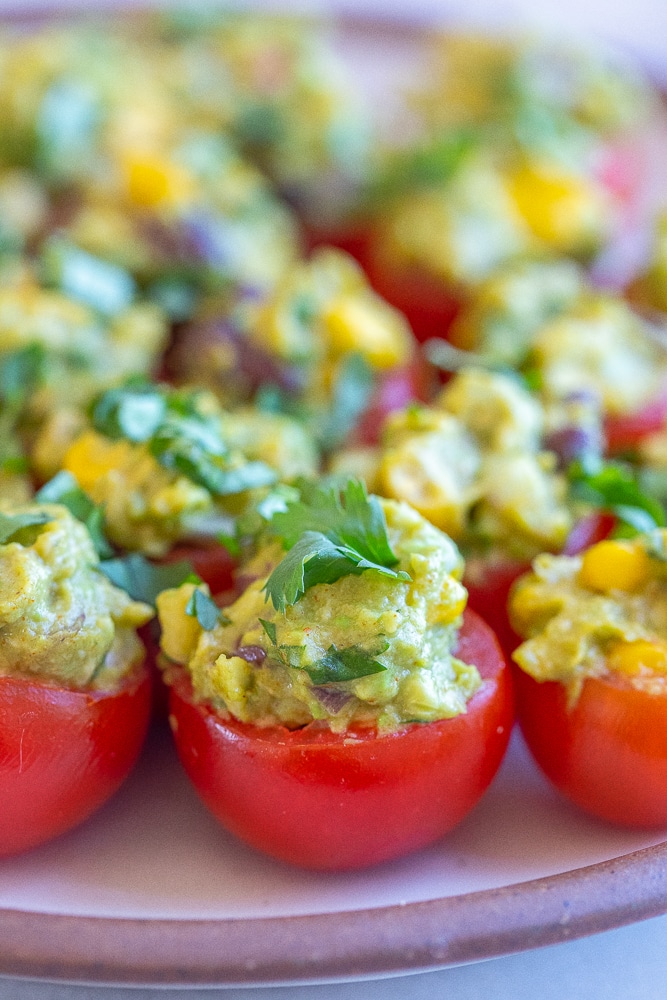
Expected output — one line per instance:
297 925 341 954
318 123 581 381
259 618 278 646
371 128 477 203
150 418 276 495
91 382 277 498
569 457 666 536
0 510 52 546
270 479 399 566
317 353 373 451
36 471 113 558
305 639 389 684
91 382 166 442
263 480 410 611
41 236 136 317
0 343 47 410
186 587 230 630
99 553 196 606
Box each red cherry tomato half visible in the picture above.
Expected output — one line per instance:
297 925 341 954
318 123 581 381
464 513 615 658
604 379 667 453
514 666 667 828
167 608 513 870
163 543 238 597
0 663 151 856
302 220 372 266
353 357 435 446
365 256 464 344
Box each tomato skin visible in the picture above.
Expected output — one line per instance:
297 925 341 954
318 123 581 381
514 666 667 828
0 664 151 857
353 357 435 446
168 608 513 870
365 256 464 344
464 513 615 658
163 543 238 597
604 380 667 453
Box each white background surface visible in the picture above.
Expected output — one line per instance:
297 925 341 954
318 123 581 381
1 0 667 995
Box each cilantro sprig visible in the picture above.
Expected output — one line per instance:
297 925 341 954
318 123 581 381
0 344 47 473
259 617 388 682
569 456 666 536
186 587 230 630
263 479 410 612
0 510 52 546
36 471 196 606
37 470 113 559
98 553 197 607
90 380 276 497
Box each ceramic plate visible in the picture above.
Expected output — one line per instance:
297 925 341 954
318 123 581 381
1 726 666 987
1 5 667 988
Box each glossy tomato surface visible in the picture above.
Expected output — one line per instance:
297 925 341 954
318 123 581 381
365 256 464 344
353 357 435 446
465 514 617 658
604 379 667 454
163 543 238 597
515 666 667 828
168 608 513 870
0 663 151 856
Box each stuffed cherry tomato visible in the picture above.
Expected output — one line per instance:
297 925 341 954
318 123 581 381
510 533 667 827
157 481 513 869
0 502 153 856
167 608 511 870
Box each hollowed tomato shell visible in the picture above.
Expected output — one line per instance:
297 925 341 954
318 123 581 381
0 663 151 856
168 608 513 870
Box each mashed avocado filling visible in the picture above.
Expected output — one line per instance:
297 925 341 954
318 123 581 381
0 503 152 690
336 369 572 562
158 491 481 733
510 530 667 705
32 383 318 557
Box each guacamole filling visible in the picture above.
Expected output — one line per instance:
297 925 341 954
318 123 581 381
367 369 572 562
0 503 152 690
510 531 667 705
44 383 303 557
158 485 481 733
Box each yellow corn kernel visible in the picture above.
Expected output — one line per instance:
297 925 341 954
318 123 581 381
579 539 651 593
508 163 604 252
156 583 202 665
607 639 667 678
63 431 134 493
123 155 195 209
322 295 411 369
429 576 468 626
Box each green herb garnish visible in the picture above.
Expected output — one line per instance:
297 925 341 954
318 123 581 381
41 236 135 317
263 479 410 611
36 471 113 558
305 639 389 684
569 457 666 536
317 353 373 451
91 381 277 497
186 587 230 630
0 510 52 546
99 553 196 607
371 128 477 203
